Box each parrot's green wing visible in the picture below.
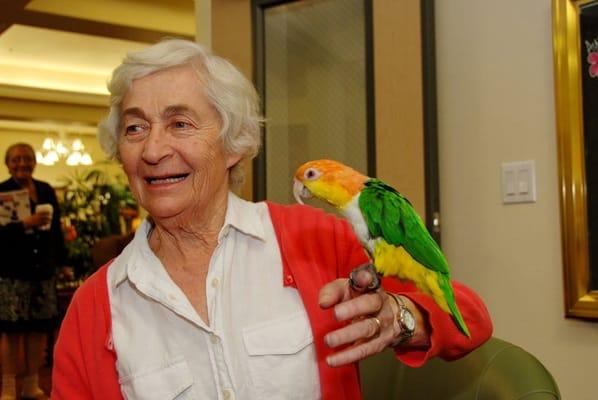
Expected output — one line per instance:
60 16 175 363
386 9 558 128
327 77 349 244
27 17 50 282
359 179 471 337
358 179 449 275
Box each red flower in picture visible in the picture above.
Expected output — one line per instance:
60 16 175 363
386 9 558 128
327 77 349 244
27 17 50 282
588 51 598 77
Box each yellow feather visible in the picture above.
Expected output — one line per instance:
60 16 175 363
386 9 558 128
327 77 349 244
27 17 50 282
304 180 354 208
373 240 450 314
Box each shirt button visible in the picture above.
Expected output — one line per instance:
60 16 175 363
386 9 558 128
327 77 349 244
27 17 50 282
223 389 233 400
211 278 220 289
284 275 294 284
210 334 219 344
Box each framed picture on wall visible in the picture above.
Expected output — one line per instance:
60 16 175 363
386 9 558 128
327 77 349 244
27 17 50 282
553 0 598 320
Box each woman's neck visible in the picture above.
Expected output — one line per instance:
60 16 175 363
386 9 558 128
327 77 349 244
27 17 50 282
12 177 37 202
12 176 32 188
148 191 230 267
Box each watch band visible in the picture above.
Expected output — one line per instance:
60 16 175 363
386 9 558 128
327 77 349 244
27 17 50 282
388 293 415 346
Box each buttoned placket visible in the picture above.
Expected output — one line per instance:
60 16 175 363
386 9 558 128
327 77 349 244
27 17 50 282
206 224 236 400
125 239 239 400
130 246 205 329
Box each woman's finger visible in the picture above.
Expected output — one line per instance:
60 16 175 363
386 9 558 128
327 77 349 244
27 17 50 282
326 295 397 346
333 291 384 321
325 292 402 367
325 316 383 348
326 334 390 367
319 278 351 309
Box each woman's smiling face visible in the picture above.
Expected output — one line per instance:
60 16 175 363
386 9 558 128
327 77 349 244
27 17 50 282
118 64 240 221
6 145 36 184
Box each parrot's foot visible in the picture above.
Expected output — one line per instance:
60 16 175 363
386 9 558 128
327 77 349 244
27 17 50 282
349 263 381 292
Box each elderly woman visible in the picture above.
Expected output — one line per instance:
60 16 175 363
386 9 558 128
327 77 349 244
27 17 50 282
52 39 491 399
0 143 65 400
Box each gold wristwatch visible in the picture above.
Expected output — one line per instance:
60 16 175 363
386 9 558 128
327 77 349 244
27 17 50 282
390 294 416 345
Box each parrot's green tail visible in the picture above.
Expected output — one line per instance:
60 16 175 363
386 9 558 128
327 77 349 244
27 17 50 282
438 274 470 337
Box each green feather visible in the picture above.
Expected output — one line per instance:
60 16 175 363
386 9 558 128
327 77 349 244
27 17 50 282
438 274 470 337
359 179 448 274
359 179 470 337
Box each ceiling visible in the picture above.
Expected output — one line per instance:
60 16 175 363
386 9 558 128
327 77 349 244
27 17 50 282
0 0 196 130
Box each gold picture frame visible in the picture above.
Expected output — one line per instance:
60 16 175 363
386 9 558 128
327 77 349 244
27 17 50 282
553 0 598 319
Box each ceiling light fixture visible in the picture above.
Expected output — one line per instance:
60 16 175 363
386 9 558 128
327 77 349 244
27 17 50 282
36 137 93 166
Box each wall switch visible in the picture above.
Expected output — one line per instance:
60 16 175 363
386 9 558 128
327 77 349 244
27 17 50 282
501 160 536 204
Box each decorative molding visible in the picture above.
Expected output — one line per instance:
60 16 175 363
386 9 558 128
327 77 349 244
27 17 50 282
0 119 97 136
0 9 194 43
0 84 108 107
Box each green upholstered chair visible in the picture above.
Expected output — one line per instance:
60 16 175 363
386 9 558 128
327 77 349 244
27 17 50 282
360 337 560 399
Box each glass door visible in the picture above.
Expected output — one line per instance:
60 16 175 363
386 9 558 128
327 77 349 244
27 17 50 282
253 0 374 205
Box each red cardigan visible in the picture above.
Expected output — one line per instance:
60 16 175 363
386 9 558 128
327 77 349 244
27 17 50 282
52 203 492 400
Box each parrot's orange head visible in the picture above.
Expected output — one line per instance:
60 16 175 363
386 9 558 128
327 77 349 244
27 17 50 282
293 159 368 209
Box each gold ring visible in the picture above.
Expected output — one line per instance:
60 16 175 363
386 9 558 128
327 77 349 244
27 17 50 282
368 317 381 339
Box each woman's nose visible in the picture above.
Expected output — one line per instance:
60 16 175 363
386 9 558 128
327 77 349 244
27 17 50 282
142 126 172 164
16 157 32 166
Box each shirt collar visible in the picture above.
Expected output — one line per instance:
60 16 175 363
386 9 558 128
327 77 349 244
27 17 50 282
110 220 154 287
221 192 266 242
110 192 266 288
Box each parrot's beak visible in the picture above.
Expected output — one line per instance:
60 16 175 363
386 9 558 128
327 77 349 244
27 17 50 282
293 179 312 204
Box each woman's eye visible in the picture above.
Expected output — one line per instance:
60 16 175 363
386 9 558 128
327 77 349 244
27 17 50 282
125 124 144 135
173 120 190 129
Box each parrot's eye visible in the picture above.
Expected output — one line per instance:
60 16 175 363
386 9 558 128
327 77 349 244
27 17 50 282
304 168 320 181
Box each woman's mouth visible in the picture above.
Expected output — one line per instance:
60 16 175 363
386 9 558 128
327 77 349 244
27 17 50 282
145 174 189 185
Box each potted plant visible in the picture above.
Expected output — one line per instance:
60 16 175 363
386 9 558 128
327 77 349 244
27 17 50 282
59 168 137 279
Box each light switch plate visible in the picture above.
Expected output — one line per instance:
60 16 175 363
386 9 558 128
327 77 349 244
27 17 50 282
501 160 536 204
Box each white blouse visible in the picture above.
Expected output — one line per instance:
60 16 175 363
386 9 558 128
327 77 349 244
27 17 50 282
108 194 321 400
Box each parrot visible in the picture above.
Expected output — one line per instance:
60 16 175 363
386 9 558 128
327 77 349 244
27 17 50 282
293 159 470 337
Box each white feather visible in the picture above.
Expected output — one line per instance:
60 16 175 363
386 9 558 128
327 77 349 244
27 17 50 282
341 194 375 254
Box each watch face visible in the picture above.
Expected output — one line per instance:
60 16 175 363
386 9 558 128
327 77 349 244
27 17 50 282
401 309 416 332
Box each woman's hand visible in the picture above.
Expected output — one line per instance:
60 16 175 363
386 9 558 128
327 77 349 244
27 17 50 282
319 272 430 367
22 212 52 230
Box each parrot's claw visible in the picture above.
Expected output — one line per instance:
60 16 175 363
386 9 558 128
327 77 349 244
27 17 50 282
349 263 381 292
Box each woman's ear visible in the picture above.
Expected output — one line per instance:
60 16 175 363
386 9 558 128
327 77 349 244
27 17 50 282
226 153 243 169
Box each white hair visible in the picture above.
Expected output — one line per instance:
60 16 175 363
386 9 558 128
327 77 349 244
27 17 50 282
98 39 262 189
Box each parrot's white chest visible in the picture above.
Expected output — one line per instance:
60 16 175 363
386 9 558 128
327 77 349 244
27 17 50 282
341 194 375 254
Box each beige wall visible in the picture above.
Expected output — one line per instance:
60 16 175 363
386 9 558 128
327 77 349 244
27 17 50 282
436 1 597 399
0 129 122 188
